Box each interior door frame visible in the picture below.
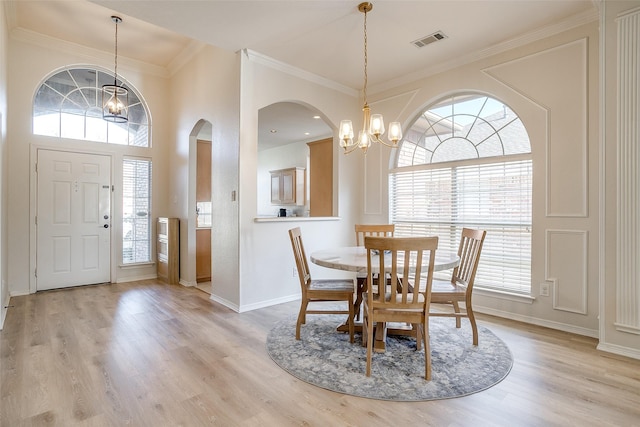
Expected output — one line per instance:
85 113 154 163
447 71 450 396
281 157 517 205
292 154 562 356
29 144 115 293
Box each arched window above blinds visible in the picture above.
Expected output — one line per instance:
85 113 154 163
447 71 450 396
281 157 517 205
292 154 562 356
33 67 150 147
397 94 530 167
391 93 533 294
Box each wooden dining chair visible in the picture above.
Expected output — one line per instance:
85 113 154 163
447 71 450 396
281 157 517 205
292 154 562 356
288 227 355 343
354 224 395 320
363 235 438 380
430 228 486 346
355 224 395 246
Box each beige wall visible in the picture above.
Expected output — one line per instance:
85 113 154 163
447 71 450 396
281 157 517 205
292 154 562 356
168 45 240 304
2 1 638 360
5 31 172 294
236 51 363 311
362 21 602 337
0 2 8 329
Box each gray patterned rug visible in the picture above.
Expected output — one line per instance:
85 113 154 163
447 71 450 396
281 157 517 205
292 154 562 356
266 315 513 401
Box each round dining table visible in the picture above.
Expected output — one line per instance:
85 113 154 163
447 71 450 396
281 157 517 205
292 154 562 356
310 246 460 274
310 246 460 352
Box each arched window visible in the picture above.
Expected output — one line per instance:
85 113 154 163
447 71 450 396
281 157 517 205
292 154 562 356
33 67 149 147
390 93 532 294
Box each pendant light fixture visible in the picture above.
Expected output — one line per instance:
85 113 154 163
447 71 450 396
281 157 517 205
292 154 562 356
339 2 402 154
102 15 128 123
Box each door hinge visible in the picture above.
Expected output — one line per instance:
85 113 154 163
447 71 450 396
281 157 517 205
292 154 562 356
35 216 37 225
34 268 37 278
35 162 38 173
112 185 114 192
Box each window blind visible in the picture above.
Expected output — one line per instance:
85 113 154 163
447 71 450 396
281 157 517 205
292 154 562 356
390 159 532 293
122 158 152 264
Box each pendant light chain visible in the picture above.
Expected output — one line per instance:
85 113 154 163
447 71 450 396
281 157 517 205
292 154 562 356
102 15 128 123
114 17 119 86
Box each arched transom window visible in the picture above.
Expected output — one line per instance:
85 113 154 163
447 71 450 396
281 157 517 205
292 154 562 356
390 93 532 294
33 67 149 147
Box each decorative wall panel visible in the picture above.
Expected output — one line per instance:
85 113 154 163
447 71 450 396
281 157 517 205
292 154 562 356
616 9 640 335
485 39 589 217
547 229 588 314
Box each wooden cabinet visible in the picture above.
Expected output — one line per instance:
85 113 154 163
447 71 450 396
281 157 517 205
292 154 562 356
157 217 179 285
270 167 305 205
196 228 211 282
307 138 333 216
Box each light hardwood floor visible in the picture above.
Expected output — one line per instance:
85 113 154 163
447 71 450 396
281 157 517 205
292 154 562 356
1 280 639 426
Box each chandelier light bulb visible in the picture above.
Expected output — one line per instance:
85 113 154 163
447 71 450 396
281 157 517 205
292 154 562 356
388 122 402 145
369 114 385 138
339 120 355 149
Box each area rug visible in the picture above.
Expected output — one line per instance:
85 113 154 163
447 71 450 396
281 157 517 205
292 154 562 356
266 315 513 401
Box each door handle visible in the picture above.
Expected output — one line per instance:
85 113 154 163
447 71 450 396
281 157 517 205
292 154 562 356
103 224 109 228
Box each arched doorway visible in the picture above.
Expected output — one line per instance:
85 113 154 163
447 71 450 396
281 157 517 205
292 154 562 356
188 119 213 294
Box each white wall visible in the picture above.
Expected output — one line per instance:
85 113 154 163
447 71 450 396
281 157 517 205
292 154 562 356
236 51 364 311
600 0 640 359
168 45 240 303
5 30 172 295
0 3 9 329
362 21 602 338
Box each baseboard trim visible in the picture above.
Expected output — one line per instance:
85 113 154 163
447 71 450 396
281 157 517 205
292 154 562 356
597 342 640 360
238 294 301 313
474 305 598 338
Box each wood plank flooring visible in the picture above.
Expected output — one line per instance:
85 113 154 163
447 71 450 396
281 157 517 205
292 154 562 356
1 280 639 426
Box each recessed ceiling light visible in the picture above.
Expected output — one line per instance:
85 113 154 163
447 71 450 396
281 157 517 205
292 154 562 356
270 129 277 133
313 115 321 119
304 132 310 136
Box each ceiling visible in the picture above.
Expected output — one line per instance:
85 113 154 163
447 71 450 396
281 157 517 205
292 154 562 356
7 0 597 148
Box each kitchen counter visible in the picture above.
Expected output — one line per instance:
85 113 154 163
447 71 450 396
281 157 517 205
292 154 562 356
253 216 340 223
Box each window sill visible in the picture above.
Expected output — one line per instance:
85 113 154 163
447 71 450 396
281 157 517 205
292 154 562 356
474 287 535 304
119 261 155 269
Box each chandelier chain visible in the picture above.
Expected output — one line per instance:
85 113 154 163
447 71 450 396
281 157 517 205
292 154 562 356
363 6 368 105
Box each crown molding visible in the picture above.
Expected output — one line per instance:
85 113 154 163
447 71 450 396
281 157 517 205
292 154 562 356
243 48 358 98
167 39 207 76
3 1 17 30
10 27 169 78
370 8 600 95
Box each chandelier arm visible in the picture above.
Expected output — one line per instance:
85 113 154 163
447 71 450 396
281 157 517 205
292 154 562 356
370 136 399 148
342 143 362 155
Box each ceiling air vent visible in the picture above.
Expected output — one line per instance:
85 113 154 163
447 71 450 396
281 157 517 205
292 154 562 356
412 31 447 48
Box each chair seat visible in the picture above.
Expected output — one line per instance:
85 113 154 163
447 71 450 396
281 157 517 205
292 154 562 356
431 278 467 299
309 279 354 292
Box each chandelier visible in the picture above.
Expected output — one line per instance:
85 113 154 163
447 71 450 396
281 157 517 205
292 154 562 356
102 15 129 123
339 2 402 154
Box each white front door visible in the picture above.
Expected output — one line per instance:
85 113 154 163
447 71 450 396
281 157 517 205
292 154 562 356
36 150 111 290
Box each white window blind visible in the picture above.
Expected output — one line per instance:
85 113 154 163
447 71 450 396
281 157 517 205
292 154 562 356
122 158 152 264
390 159 532 293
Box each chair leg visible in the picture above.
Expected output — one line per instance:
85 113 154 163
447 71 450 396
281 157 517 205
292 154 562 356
348 298 355 344
467 303 478 346
423 321 431 380
295 299 308 340
452 300 462 328
354 280 364 321
365 315 374 376
414 323 422 351
362 315 368 347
